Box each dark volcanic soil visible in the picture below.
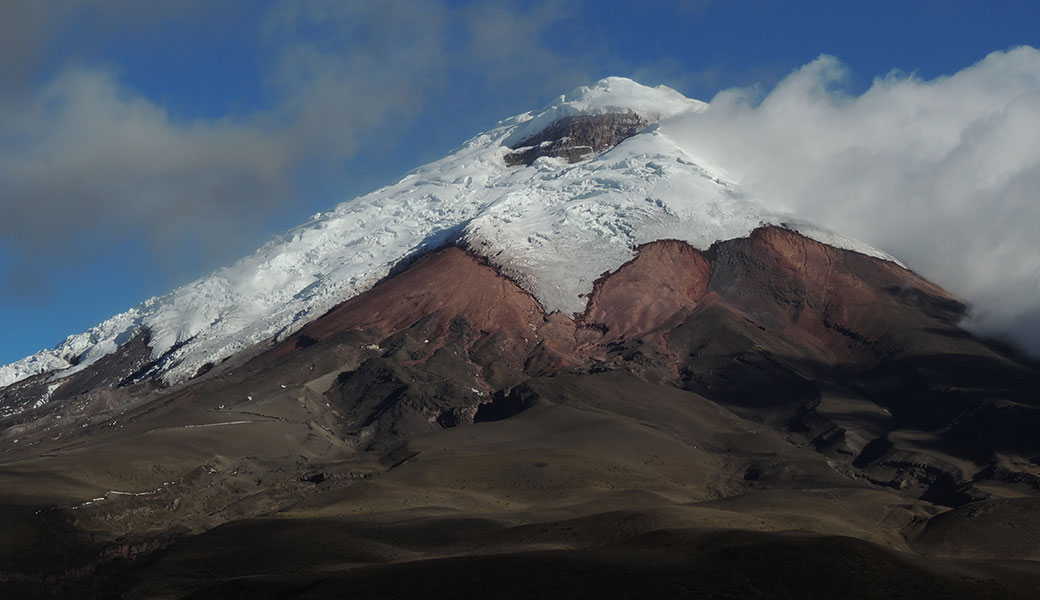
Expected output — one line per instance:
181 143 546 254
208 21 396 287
2 226 1039 598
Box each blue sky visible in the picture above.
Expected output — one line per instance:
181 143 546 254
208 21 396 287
2 0 1039 365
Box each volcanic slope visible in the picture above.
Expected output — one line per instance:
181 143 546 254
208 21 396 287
2 227 1039 598
0 77 890 394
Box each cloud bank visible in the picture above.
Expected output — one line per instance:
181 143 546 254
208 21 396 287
670 47 1040 354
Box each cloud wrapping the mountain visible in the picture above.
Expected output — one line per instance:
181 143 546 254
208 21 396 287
669 47 1040 353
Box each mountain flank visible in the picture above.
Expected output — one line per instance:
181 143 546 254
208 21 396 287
1 77 1038 598
2 226 1039 598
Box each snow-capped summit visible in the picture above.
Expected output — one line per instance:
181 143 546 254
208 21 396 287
501 76 706 146
0 77 894 394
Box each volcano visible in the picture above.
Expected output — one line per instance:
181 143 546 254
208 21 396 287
2 78 1039 599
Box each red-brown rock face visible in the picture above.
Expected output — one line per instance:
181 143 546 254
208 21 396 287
705 226 966 365
279 226 971 384
583 239 711 341
300 247 546 345
259 225 1022 456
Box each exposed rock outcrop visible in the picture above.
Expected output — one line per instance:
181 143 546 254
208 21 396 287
504 114 649 166
253 226 1040 503
5 226 1040 597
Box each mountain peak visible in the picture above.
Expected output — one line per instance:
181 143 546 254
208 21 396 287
0 76 891 395
502 77 705 147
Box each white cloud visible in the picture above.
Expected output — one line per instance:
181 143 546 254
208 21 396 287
0 67 290 248
0 0 583 286
0 1 459 295
668 47 1040 353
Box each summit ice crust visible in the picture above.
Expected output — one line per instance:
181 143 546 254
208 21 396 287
501 76 706 147
0 77 895 392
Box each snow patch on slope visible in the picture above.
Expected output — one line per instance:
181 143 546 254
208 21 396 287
0 77 893 391
463 128 767 314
